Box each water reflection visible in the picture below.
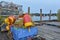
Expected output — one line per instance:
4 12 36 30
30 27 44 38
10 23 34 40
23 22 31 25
32 16 57 21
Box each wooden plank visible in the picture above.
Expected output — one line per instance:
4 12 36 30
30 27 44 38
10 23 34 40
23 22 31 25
37 25 60 40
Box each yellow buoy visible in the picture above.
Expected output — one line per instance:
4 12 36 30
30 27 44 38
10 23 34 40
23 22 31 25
4 18 10 24
6 25 10 31
24 22 33 28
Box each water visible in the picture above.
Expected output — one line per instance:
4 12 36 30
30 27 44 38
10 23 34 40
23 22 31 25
32 16 57 21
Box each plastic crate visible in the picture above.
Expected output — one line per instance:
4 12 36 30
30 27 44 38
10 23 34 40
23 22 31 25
14 37 27 40
10 26 38 40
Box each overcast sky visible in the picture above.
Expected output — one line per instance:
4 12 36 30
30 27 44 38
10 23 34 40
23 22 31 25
0 0 60 13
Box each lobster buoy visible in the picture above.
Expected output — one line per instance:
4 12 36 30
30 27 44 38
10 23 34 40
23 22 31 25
5 18 10 25
6 25 10 31
8 17 14 23
8 15 16 24
23 14 33 28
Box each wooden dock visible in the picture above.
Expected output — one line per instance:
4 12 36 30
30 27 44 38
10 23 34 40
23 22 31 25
0 22 60 40
37 22 60 40
0 32 10 40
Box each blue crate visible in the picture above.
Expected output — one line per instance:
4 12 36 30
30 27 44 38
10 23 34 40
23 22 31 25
13 37 27 40
19 38 27 40
10 26 38 40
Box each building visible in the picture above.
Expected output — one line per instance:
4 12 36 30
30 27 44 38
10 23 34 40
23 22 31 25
0 1 23 15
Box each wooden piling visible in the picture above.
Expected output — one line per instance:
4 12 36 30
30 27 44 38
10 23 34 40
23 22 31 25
0 7 2 17
49 10 51 21
40 9 42 22
0 7 1 15
28 7 30 14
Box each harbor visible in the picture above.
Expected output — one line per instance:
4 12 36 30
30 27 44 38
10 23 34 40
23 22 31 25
0 1 60 40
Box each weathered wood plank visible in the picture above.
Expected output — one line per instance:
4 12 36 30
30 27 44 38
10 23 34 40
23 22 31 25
37 25 60 40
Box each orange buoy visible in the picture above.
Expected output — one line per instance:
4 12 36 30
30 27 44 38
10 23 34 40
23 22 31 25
8 15 16 24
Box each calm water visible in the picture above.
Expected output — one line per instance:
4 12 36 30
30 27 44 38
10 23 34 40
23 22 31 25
32 16 57 21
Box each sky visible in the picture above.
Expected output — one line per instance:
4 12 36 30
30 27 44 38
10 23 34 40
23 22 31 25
0 0 60 13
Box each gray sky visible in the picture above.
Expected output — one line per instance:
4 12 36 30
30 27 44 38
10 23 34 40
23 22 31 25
0 0 60 13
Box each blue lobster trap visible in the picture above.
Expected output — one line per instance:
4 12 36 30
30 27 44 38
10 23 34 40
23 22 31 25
10 26 38 40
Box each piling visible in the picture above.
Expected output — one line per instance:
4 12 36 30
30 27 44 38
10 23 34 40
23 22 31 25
40 9 42 24
49 10 51 21
28 7 30 14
